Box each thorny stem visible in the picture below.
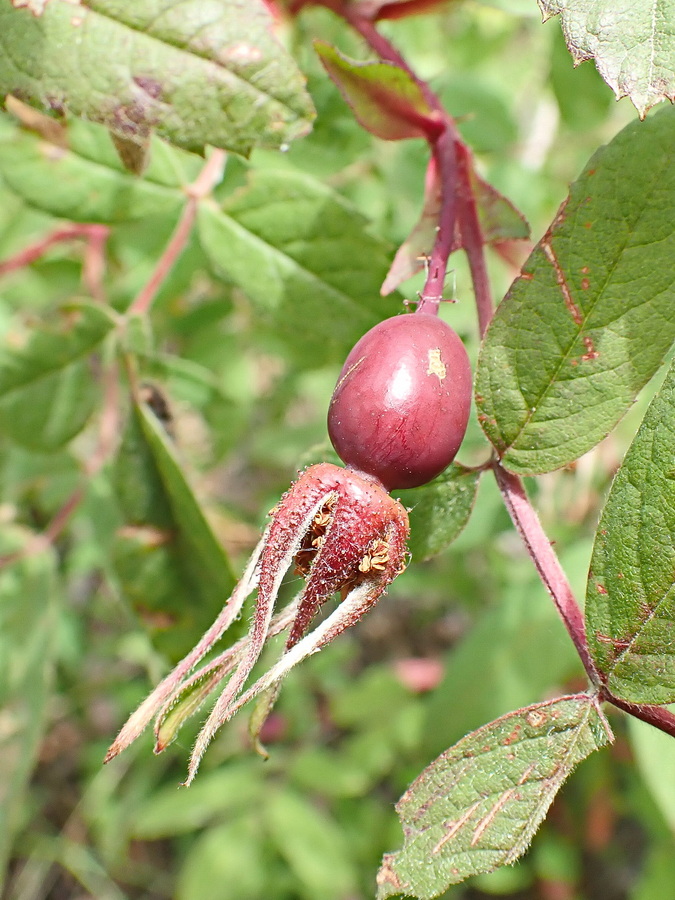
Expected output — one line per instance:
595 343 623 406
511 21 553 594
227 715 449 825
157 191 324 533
128 150 226 317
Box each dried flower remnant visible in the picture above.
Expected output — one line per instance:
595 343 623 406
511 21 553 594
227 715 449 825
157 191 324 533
105 463 409 783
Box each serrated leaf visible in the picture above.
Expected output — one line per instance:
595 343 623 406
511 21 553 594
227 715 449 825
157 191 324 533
0 527 59 879
586 358 675 703
539 0 675 117
382 158 529 294
0 118 187 223
0 0 314 156
197 169 402 365
111 394 236 659
398 465 480 561
378 694 611 899
315 42 440 141
475 109 675 475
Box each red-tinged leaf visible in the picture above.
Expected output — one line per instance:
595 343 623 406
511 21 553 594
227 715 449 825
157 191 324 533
315 42 442 141
382 157 529 294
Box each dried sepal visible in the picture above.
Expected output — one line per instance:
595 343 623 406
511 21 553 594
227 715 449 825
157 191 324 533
105 464 410 782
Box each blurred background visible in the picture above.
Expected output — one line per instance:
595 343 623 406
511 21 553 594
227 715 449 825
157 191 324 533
0 1 673 898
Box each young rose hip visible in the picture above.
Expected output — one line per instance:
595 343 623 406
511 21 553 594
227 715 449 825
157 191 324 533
328 313 472 490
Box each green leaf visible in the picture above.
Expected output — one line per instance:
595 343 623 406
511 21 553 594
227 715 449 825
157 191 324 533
197 168 402 365
539 0 675 117
0 0 314 156
176 816 269 900
0 302 114 448
0 118 188 223
378 694 611 898
586 358 675 703
398 464 481 561
0 302 115 397
315 42 439 140
266 788 360 900
475 109 675 474
111 393 236 659
0 527 59 879
0 357 99 451
131 762 263 839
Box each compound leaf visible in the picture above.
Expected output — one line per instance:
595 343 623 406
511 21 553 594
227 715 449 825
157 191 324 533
475 108 675 474
198 169 402 366
378 694 611 898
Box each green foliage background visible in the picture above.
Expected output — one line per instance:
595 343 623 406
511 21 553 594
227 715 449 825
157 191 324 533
0 1 674 898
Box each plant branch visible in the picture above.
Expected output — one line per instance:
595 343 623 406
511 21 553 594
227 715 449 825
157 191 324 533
492 462 599 685
417 129 457 314
455 142 493 337
601 691 675 740
0 224 109 280
128 150 226 317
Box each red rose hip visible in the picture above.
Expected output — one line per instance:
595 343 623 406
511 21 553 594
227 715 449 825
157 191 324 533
328 313 472 490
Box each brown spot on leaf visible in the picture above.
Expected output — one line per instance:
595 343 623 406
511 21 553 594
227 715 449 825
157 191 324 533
503 724 522 745
521 271 534 281
542 239 583 326
581 277 590 290
10 0 51 15
133 76 164 100
526 709 547 728
581 335 598 361
596 583 608 595
581 266 590 274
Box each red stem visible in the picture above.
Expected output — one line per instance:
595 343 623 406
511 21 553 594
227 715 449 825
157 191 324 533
455 142 493 337
0 224 109 279
417 129 457 314
492 463 599 685
128 150 226 317
601 691 675 739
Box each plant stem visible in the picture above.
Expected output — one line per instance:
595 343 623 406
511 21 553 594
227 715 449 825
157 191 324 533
455 142 493 337
0 224 109 278
128 150 226 317
601 691 675 739
417 129 457 314
492 462 599 684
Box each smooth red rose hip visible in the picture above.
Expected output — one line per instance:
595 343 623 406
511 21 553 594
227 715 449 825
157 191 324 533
328 313 472 490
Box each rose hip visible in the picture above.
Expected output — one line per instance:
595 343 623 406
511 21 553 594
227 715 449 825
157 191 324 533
328 313 472 490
